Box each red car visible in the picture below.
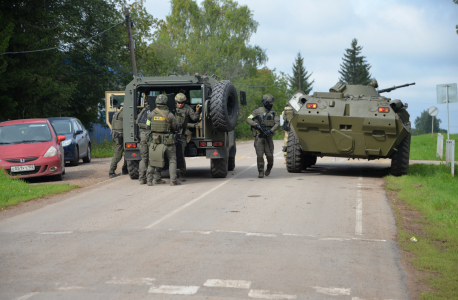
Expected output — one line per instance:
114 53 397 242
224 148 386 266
0 119 66 181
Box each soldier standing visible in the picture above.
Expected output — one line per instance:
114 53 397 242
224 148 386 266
246 94 280 178
136 105 154 185
281 105 293 164
146 94 181 186
174 92 202 181
109 105 128 178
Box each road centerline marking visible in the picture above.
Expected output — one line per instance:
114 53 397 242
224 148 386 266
145 163 257 229
203 279 251 289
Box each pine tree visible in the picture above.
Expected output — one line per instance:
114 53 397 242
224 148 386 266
338 39 372 85
287 52 314 95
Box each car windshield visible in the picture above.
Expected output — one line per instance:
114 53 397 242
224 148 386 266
50 120 72 134
0 123 52 145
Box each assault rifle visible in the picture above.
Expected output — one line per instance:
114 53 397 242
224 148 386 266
253 115 274 153
378 82 415 94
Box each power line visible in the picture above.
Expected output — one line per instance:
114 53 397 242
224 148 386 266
1 20 124 55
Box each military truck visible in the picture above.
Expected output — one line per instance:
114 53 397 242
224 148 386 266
285 81 413 176
105 73 246 178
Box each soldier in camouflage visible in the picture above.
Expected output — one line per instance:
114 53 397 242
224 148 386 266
136 105 154 185
246 94 280 178
146 94 181 186
174 92 202 181
109 105 128 178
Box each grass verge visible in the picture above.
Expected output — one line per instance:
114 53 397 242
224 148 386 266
0 171 78 209
386 164 458 299
411 133 458 161
92 139 114 158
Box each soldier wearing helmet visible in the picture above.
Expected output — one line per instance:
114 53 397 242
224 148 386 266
145 94 181 186
109 103 128 178
136 104 152 184
246 94 280 178
173 92 202 181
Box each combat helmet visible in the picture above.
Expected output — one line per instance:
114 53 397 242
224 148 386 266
175 93 187 102
156 94 168 105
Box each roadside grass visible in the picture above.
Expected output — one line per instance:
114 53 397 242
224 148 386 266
411 133 458 161
92 139 114 158
0 171 79 209
386 164 458 299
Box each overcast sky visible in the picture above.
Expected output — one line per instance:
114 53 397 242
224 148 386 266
141 0 458 133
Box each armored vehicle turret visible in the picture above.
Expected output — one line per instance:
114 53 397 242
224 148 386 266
285 81 414 176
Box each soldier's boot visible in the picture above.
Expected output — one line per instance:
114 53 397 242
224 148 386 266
147 181 153 186
139 179 147 185
258 170 264 178
170 180 181 186
178 171 186 182
109 173 117 179
152 179 166 185
265 157 274 176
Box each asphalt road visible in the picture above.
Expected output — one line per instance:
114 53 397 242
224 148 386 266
0 141 409 300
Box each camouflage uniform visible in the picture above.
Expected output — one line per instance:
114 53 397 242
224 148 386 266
174 93 201 181
246 94 280 178
281 106 294 164
136 106 151 184
146 95 181 186
109 107 127 177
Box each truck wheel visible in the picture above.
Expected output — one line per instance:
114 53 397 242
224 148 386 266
211 157 228 178
286 132 304 173
210 80 239 132
390 133 410 176
228 157 235 171
127 160 140 179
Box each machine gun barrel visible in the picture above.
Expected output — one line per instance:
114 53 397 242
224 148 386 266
378 82 415 94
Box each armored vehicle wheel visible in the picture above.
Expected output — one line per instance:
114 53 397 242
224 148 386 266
127 160 140 179
211 157 228 178
286 132 304 173
210 80 239 132
390 133 411 176
228 156 235 171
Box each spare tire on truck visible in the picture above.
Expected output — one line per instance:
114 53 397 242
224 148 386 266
210 80 239 132
127 160 139 179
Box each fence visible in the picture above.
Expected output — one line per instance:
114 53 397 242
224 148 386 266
89 123 112 144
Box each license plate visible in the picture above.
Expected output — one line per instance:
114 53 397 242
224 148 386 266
11 165 35 172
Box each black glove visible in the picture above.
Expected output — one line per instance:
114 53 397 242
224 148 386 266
255 124 262 131
265 130 273 137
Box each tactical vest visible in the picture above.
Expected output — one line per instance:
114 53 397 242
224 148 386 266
137 107 150 130
150 108 171 133
175 108 187 133
261 112 276 129
112 109 123 131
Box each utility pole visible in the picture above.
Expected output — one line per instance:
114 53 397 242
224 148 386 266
125 8 137 77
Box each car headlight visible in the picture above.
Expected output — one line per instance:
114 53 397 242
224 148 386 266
61 139 72 147
43 146 57 158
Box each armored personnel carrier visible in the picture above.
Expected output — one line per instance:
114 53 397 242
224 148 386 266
285 81 414 176
105 73 246 178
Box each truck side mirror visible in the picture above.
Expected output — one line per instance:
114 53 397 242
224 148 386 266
240 90 247 106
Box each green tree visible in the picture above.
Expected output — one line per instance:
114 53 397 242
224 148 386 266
150 0 267 79
414 109 442 135
338 38 372 85
287 52 314 95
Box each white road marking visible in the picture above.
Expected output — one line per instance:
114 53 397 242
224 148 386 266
15 293 38 300
355 178 363 235
274 151 283 156
312 286 351 296
283 233 303 237
248 289 297 299
148 285 200 295
181 230 212 235
246 233 277 237
319 238 351 241
106 277 155 285
145 163 257 229
216 230 248 234
203 279 251 289
38 231 72 235
56 286 84 290
352 238 387 242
